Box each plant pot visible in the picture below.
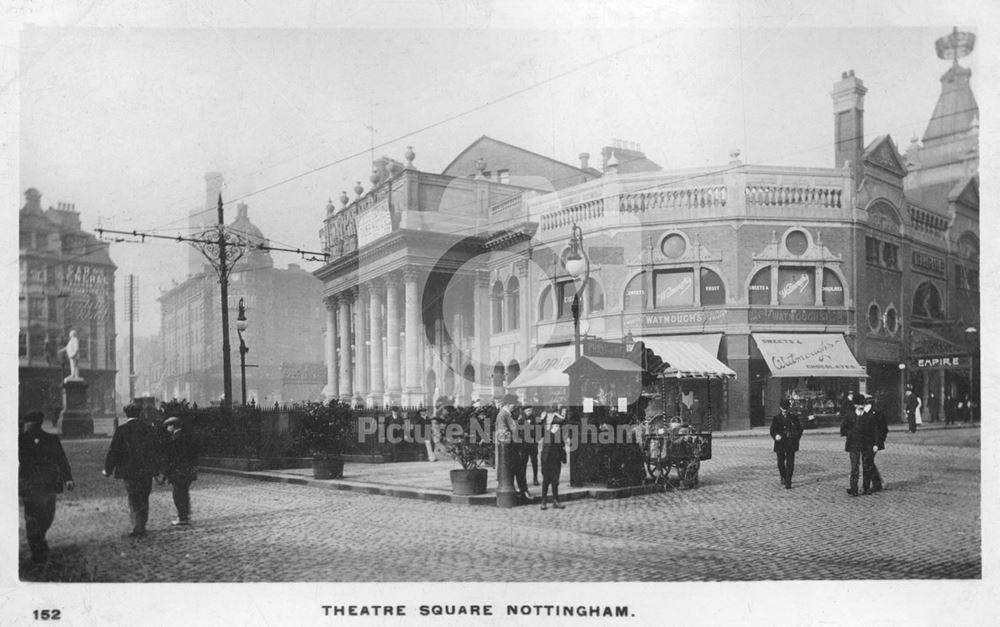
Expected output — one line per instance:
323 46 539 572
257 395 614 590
312 457 344 480
449 468 487 495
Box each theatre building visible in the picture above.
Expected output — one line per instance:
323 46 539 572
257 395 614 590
315 30 978 429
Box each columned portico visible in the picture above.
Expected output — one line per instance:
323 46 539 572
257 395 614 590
472 269 493 401
323 296 338 401
385 274 402 405
354 286 369 405
338 291 354 402
403 268 424 407
368 278 385 407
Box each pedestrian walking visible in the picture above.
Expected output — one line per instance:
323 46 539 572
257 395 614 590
387 407 405 462
866 395 889 492
904 387 919 433
18 411 74 563
160 416 198 526
770 399 803 489
840 393 885 496
539 405 567 510
103 403 160 537
957 393 974 423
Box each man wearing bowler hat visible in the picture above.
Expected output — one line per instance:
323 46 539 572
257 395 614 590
840 393 884 496
19 411 74 562
103 403 160 537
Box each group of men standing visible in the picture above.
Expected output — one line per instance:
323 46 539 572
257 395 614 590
769 392 888 495
18 403 199 563
495 394 568 510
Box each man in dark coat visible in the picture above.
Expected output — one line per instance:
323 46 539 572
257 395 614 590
840 393 885 496
19 411 74 562
904 388 918 433
161 416 198 526
103 403 160 537
866 395 889 492
539 407 567 510
770 399 803 489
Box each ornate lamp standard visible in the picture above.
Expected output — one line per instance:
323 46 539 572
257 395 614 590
564 224 590 363
965 326 977 421
236 297 250 407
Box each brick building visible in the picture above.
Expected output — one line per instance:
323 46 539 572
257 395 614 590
18 188 118 430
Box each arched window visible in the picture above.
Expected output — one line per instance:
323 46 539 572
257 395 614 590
749 267 771 305
587 278 605 312
506 359 521 384
506 276 520 331
491 280 505 332
912 282 944 320
492 362 506 396
822 269 845 306
699 268 725 306
623 273 649 311
538 285 553 321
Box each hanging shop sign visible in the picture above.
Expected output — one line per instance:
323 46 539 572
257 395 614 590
910 355 971 370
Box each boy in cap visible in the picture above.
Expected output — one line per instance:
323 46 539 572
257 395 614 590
161 417 198 526
19 411 74 562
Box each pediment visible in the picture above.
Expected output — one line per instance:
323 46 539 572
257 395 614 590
949 175 979 211
863 135 907 177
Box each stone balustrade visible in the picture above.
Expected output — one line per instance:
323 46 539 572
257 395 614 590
620 186 727 213
744 184 843 208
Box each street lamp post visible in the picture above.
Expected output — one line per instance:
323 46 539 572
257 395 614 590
236 297 250 407
965 326 977 421
564 224 590 363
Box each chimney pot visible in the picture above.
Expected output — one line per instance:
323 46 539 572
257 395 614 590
579 152 591 169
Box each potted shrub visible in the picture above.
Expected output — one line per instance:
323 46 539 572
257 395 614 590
294 401 350 479
441 407 492 495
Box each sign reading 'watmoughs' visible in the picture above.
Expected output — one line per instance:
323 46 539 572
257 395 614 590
749 308 848 325
355 199 392 248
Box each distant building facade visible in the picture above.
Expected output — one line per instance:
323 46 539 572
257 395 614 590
159 198 326 406
18 188 118 427
315 31 977 429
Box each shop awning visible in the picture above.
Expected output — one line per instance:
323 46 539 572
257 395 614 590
753 333 866 378
638 337 737 379
507 344 575 389
660 333 723 358
562 356 645 376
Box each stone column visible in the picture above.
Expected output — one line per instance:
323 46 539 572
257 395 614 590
354 286 369 404
338 292 354 402
472 269 494 401
324 296 338 401
368 278 385 406
403 268 423 406
385 274 402 405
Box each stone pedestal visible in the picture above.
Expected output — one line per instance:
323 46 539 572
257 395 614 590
60 378 93 436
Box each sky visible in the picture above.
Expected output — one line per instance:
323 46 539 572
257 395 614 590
9 2 992 338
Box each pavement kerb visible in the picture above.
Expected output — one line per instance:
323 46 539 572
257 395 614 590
713 422 979 438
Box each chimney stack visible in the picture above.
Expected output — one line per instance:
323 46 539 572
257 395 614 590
579 152 591 170
831 70 867 177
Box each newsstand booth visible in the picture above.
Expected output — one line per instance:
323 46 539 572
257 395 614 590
752 333 867 428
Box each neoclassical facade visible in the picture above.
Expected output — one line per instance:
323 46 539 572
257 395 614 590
314 32 978 429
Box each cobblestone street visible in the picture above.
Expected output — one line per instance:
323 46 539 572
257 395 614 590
18 427 980 582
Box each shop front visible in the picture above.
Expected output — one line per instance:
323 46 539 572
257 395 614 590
752 333 867 428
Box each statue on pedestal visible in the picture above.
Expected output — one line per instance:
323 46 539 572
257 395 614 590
60 330 82 382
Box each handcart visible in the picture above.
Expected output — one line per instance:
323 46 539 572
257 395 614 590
642 414 712 489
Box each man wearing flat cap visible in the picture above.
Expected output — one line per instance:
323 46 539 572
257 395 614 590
19 411 74 562
839 393 885 496
161 417 199 526
103 403 159 537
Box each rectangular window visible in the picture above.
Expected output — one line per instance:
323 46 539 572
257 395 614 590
777 267 814 305
654 270 694 307
557 281 576 319
967 269 979 291
865 237 881 265
497 169 510 184
882 243 899 269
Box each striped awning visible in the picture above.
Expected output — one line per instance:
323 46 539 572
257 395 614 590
638 337 736 379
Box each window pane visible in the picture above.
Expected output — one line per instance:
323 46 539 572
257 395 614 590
700 268 725 306
749 267 771 305
777 267 814 305
654 270 694 307
822 269 844 306
623 273 648 311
